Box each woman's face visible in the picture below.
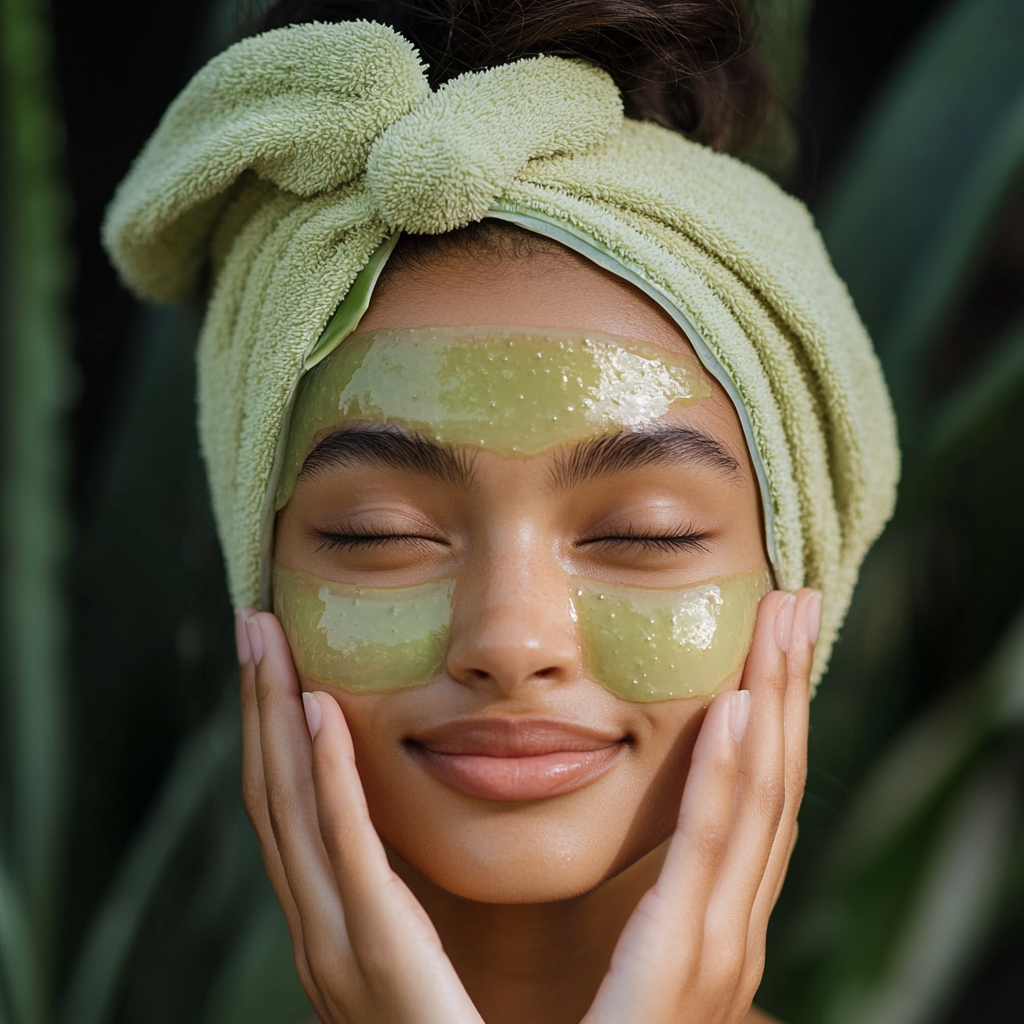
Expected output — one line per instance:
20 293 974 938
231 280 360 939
273 242 769 903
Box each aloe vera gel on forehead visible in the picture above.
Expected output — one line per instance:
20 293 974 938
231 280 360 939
277 327 711 507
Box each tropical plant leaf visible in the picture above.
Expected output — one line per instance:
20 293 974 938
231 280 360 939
831 605 1024 869
58 696 238 1024
880 92 1024 409
818 0 1024 411
0 859 45 1024
829 760 1017 1024
742 0 814 180
0 0 73 983
908 315 1024 503
201 890 311 1024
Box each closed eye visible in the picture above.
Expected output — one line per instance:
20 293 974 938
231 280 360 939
315 528 449 553
578 525 710 554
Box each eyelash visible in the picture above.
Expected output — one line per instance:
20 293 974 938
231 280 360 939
580 525 710 553
315 528 445 552
315 525 709 554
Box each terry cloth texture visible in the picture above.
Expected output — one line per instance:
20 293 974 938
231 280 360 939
103 20 900 687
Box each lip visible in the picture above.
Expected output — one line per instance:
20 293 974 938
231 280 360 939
407 718 627 802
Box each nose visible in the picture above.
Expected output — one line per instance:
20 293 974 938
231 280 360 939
445 555 581 696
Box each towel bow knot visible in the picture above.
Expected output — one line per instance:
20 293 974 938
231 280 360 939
104 21 622 301
365 56 623 234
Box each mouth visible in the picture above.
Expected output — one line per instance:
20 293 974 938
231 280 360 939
406 718 628 802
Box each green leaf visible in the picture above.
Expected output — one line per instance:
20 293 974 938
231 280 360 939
742 0 814 180
829 762 1016 1024
202 891 311 1024
907 315 1024 502
825 599 1024 874
987 607 1024 729
59 698 239 1024
0 0 73 972
825 693 988 875
818 0 1024 411
883 91 1024 413
0 859 45 1024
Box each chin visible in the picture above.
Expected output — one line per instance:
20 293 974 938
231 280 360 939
376 792 675 905
350 691 698 905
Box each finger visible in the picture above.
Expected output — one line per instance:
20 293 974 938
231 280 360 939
237 611 328 1016
249 612 352 958
703 591 794 934
239 611 301 921
588 689 747 1020
652 687 747 923
310 692 446 958
310 692 402 909
748 589 817 934
768 823 799 914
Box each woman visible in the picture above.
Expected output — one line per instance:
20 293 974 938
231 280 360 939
103 3 899 1021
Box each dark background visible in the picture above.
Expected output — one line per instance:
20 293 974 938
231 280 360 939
5 0 1021 1021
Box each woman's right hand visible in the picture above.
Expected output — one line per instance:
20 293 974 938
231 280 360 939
237 609 485 1024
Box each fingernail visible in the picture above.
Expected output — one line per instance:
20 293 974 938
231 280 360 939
807 590 823 647
729 690 751 744
234 609 253 664
775 593 796 652
245 616 264 666
303 691 322 740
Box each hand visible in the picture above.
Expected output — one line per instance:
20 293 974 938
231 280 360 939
238 586 817 1024
237 610 485 1024
581 588 819 1024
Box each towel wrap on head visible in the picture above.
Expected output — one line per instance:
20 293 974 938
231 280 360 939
102 20 899 688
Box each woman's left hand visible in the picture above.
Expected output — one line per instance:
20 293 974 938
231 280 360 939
581 587 819 1024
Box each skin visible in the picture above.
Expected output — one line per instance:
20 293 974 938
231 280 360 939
237 241 820 1024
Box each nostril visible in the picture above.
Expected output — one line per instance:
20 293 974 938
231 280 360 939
534 666 560 679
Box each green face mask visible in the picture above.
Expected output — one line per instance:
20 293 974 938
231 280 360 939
274 566 453 693
276 327 711 507
572 570 771 701
274 324 766 701
273 566 768 701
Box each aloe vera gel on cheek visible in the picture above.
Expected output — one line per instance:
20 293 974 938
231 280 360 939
274 565 769 701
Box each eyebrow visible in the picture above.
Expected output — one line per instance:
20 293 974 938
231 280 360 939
549 427 742 490
299 425 477 489
298 423 741 492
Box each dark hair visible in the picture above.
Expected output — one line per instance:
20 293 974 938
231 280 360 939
257 0 773 153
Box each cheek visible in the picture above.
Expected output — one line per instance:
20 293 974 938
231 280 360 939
575 569 770 702
620 700 709 851
276 566 453 693
281 566 767 701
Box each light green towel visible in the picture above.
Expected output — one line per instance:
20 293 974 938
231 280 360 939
102 20 899 686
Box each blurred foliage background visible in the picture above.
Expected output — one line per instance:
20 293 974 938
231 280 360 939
1 0 1022 1021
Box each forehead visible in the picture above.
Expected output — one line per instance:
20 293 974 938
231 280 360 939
264 230 781 602
359 240 695 361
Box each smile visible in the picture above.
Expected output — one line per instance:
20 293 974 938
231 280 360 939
407 718 627 802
